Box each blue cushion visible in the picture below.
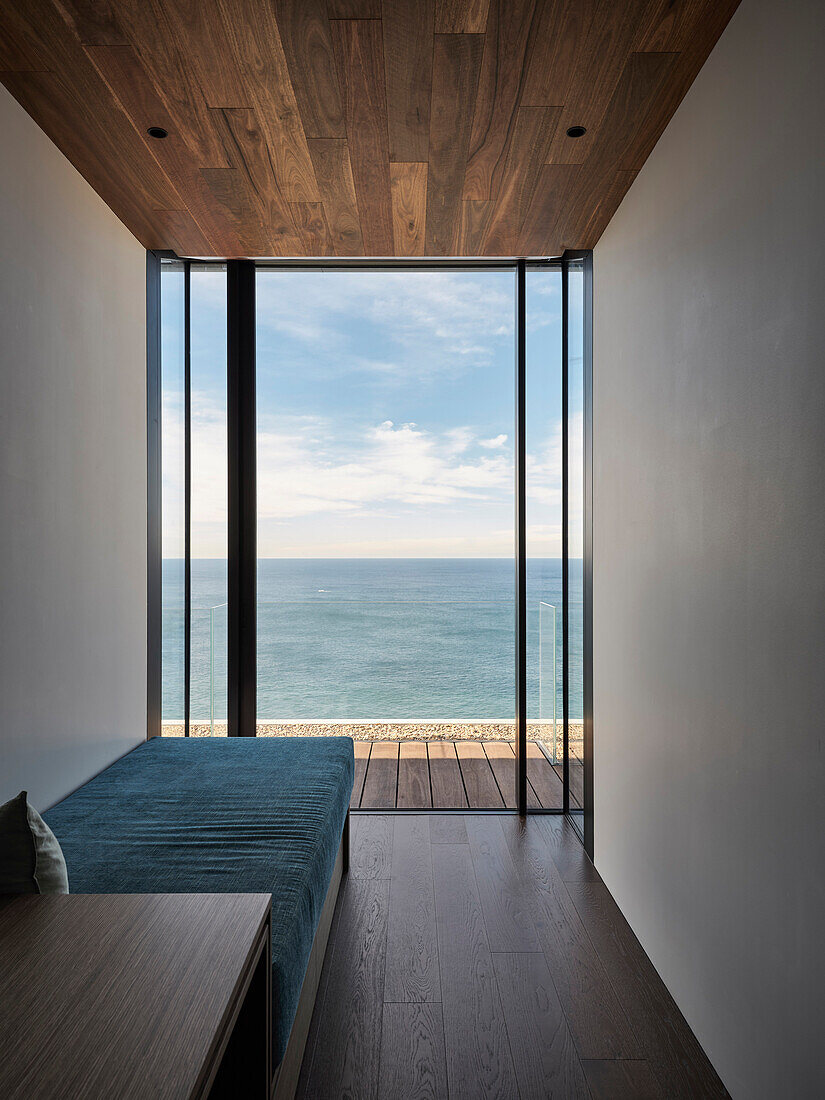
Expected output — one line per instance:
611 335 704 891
45 736 354 1062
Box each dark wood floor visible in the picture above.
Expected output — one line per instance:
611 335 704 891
297 814 729 1100
353 741 583 811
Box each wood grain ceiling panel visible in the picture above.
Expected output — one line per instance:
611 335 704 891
0 0 740 256
390 161 427 255
331 18 394 255
426 32 483 255
383 0 434 163
306 137 364 254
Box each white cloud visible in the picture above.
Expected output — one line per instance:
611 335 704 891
162 393 582 558
479 434 507 449
256 271 514 381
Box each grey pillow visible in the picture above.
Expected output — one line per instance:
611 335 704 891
0 790 69 894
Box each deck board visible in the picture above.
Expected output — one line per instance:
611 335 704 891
455 741 505 809
355 740 569 809
350 740 371 808
360 741 398 808
526 740 564 809
427 742 468 808
397 741 432 808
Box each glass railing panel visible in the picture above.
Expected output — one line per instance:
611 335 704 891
161 601 184 730
190 603 228 735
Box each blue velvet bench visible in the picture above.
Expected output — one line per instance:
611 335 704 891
46 736 354 1098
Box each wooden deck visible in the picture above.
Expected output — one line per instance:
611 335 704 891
351 740 581 810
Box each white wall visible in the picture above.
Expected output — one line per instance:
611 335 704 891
593 1 825 1096
0 86 146 810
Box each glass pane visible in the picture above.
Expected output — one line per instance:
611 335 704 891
160 261 185 733
256 269 515 808
526 267 564 809
190 267 228 735
567 261 585 817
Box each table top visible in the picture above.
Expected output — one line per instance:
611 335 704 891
0 892 271 1100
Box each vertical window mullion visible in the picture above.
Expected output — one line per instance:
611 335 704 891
146 252 162 741
561 256 570 816
582 252 594 856
184 261 191 738
227 261 257 737
515 259 527 814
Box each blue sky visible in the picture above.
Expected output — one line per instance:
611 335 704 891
162 267 580 558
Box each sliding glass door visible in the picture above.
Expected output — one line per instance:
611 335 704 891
155 256 591 834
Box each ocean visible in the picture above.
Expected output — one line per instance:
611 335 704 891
162 559 583 723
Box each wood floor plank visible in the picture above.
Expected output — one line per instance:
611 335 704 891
493 952 591 1100
351 813 393 879
582 1058 664 1099
499 816 641 1059
295 865 350 1097
432 843 519 1099
526 740 564 810
385 816 440 1003
360 741 398 809
455 741 504 808
535 814 599 882
397 740 432 809
377 1003 448 1100
297 876 390 1100
568 759 585 810
427 742 468 809
466 815 540 952
567 879 729 1098
429 813 468 844
351 741 371 808
301 815 725 1097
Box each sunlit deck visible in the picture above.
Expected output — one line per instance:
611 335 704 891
352 740 582 810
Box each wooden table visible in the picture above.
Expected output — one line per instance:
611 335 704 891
0 893 271 1099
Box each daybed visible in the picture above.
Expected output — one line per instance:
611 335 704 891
45 735 354 1098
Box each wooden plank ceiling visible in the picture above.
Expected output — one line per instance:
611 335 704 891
0 0 739 258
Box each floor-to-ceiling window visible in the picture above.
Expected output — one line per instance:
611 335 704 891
159 262 228 737
255 268 515 808
155 257 591 829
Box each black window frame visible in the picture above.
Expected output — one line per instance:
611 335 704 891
146 253 593 852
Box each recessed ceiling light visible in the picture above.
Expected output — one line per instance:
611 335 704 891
566 125 587 138
147 126 168 139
